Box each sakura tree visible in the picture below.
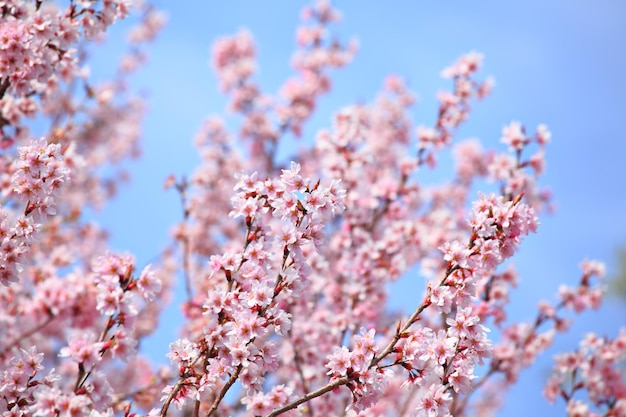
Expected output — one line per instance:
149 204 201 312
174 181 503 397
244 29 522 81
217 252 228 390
0 1 624 417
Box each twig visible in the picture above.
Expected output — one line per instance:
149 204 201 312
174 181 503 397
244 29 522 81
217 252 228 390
206 365 242 416
2 311 55 355
264 376 349 417
160 379 186 417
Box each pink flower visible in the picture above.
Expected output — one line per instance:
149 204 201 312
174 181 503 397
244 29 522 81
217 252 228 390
326 346 352 377
415 384 452 417
440 241 471 269
441 51 483 78
167 338 200 367
59 333 103 369
500 121 527 151
136 264 161 301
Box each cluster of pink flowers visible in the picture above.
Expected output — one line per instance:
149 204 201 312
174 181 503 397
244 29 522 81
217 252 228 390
279 0 357 136
489 261 606 392
210 0 355 173
160 163 345 415
416 51 494 160
0 1 623 417
1 0 164 216
0 251 164 416
11 138 68 216
0 138 69 285
0 346 47 416
326 328 387 413
0 0 131 143
545 329 626 416
0 1 171 416
441 192 539 275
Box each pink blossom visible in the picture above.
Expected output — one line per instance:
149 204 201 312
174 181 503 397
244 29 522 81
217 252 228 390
167 338 200 368
0 2 616 416
500 121 527 152
59 333 103 369
136 264 161 302
326 346 352 377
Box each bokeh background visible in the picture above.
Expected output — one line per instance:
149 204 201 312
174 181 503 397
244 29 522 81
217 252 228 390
86 2 626 416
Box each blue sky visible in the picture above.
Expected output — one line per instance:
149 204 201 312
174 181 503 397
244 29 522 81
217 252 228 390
87 2 626 415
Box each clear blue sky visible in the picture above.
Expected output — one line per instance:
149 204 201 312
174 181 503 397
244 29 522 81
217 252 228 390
87 2 626 416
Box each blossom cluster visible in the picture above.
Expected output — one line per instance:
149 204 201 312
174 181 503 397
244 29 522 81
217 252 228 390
545 329 626 416
326 328 387 412
0 0 131 143
0 1 623 417
160 163 345 414
1 0 164 216
0 138 70 285
416 51 494 160
488 260 606 393
441 193 539 276
0 1 170 416
0 347 47 416
159 13 608 413
210 0 355 172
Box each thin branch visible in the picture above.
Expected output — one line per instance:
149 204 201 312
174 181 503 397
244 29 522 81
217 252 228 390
75 315 114 391
206 365 242 417
160 379 186 417
264 376 349 417
2 311 55 354
174 178 194 302
288 326 314 417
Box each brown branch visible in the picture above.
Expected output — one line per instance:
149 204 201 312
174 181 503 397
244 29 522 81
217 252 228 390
369 269 459 368
264 376 350 417
288 326 314 417
160 379 186 417
75 315 114 391
206 365 242 417
175 178 194 302
0 78 9 101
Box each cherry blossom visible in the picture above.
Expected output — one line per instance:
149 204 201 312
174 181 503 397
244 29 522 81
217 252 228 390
0 1 620 417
